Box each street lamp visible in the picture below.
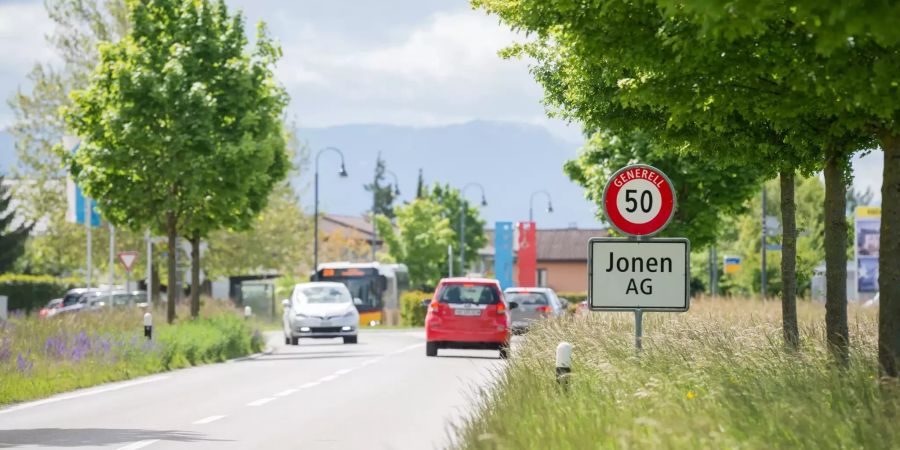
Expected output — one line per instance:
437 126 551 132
313 147 348 280
459 183 487 275
529 190 554 222
371 169 401 261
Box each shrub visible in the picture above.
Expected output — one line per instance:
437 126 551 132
400 290 432 327
556 291 587 304
0 274 80 314
0 301 263 405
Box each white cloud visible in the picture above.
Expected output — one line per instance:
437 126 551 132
0 1 55 67
0 1 57 127
271 9 551 129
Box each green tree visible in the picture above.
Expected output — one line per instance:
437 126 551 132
204 130 311 279
375 199 454 288
415 168 426 199
66 0 288 322
428 184 487 273
720 177 826 298
655 0 900 378
204 182 310 278
363 153 397 219
474 0 868 357
6 0 131 277
563 130 763 249
0 176 33 273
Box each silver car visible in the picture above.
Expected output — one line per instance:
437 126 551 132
504 287 566 333
282 282 360 345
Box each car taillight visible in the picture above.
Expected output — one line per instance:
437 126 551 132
496 303 506 314
536 306 552 313
429 302 441 313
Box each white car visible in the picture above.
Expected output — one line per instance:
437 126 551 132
282 282 359 345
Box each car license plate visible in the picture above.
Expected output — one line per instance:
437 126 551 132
454 309 481 317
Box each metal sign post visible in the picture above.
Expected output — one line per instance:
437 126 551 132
592 164 690 351
118 251 139 294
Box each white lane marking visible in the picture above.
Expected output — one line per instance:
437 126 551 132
317 374 338 382
388 343 425 355
0 375 169 416
274 388 298 397
247 397 276 406
298 381 320 389
192 415 226 425
359 357 383 366
117 440 159 450
334 368 354 376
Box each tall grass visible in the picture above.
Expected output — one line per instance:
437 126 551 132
454 298 898 450
0 301 264 405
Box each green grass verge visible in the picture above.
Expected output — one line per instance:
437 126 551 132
0 302 264 406
454 299 899 450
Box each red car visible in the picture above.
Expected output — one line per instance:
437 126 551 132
425 277 511 359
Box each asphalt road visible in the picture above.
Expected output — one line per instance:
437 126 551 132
0 330 505 450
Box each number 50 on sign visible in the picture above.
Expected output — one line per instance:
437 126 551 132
601 164 676 237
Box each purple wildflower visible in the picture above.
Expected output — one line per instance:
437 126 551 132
0 338 10 362
44 336 67 358
16 352 33 373
70 331 92 362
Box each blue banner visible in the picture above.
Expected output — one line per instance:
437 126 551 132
65 141 100 227
494 221 514 290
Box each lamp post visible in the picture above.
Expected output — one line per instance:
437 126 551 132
459 183 487 275
529 190 554 222
371 169 400 261
314 147 348 281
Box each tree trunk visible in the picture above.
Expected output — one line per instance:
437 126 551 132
190 230 200 319
151 259 161 305
878 131 900 378
166 212 177 324
780 170 800 351
823 153 849 365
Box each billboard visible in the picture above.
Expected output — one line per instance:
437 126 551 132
494 222 514 290
517 221 536 287
855 206 880 293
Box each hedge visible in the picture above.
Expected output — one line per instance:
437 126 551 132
0 274 80 314
556 291 587 304
400 290 432 327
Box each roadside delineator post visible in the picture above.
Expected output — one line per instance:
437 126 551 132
143 312 152 340
244 305 252 320
556 342 572 386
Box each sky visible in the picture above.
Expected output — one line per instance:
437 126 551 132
0 0 884 205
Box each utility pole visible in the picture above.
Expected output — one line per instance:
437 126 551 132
710 245 718 297
108 224 115 295
86 199 92 289
761 188 767 300
146 230 152 306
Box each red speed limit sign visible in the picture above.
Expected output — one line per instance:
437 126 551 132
602 164 676 236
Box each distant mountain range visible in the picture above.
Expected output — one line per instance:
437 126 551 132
296 120 602 229
0 120 606 228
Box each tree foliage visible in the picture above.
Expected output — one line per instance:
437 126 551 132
66 0 288 322
6 0 132 277
564 131 763 249
0 177 33 273
363 153 397 219
428 183 488 270
376 198 454 288
473 0 884 364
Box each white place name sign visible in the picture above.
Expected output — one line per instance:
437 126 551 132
589 238 690 311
